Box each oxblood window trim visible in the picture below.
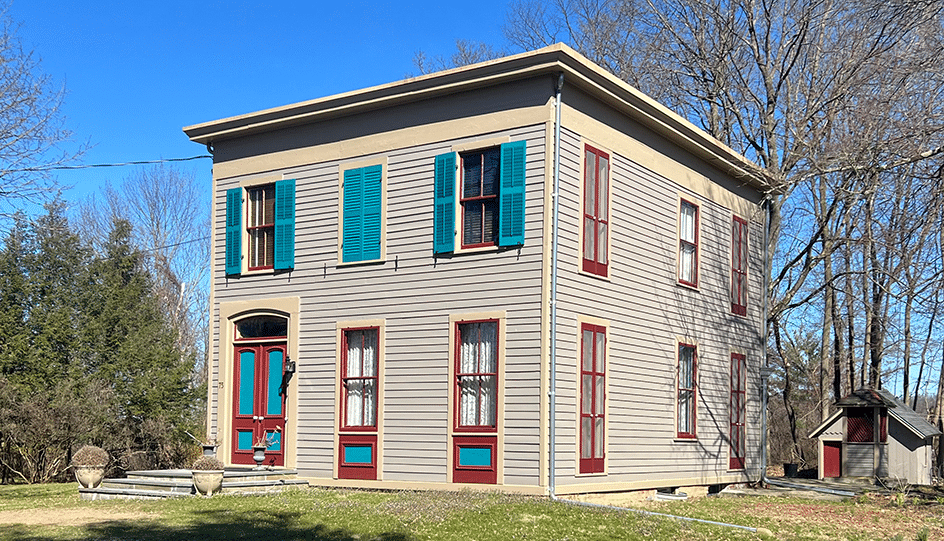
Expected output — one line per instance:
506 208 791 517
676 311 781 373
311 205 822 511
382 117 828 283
454 320 499 433
341 327 379 432
247 184 276 271
459 149 500 249
677 343 697 439
679 199 699 287
579 323 606 474
582 145 609 277
732 215 748 316
729 353 746 470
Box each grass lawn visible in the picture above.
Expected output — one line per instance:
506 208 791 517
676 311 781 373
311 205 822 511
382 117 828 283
0 483 941 540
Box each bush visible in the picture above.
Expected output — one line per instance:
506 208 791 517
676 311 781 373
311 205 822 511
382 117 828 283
191 456 224 471
71 445 109 467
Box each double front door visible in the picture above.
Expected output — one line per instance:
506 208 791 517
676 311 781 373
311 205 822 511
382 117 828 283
233 343 286 466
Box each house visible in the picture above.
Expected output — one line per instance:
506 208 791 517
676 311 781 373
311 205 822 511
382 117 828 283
809 388 941 485
183 44 771 495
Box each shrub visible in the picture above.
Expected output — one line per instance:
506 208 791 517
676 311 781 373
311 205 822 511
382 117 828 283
71 445 109 467
192 456 224 471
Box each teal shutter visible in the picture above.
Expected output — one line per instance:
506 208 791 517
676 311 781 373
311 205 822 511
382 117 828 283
225 187 242 275
433 152 456 253
498 140 527 246
274 179 295 270
362 165 383 261
343 168 364 262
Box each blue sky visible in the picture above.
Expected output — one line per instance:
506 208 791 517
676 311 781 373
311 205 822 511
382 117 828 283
8 0 513 207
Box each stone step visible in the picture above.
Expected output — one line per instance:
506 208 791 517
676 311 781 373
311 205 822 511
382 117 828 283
78 468 309 500
127 468 298 484
101 477 195 495
79 486 193 500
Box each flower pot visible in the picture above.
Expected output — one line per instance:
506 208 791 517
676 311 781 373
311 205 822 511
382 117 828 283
192 470 224 496
252 445 267 469
784 462 799 478
74 466 105 489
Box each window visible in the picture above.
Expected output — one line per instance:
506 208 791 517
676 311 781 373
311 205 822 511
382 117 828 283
846 408 887 443
452 319 500 484
342 164 384 263
580 323 606 473
338 325 381 480
342 328 378 430
677 343 697 439
582 145 609 276
732 216 749 315
729 353 746 469
678 200 699 287
225 179 295 275
433 141 526 253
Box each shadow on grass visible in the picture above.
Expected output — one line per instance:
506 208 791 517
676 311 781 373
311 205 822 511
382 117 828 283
0 509 414 541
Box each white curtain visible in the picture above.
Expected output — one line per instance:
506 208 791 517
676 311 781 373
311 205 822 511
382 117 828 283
346 329 377 426
458 322 497 427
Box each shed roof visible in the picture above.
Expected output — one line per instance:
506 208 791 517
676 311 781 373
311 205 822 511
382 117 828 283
183 43 772 193
809 388 941 440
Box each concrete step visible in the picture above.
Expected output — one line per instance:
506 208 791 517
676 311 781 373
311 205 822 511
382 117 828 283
79 486 193 500
78 468 309 500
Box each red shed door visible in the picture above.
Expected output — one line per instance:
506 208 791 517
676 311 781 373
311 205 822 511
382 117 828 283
823 441 841 478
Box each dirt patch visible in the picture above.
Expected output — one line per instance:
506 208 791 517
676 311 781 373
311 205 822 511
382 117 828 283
0 507 155 526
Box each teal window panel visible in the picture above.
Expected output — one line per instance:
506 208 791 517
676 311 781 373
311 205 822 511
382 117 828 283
433 152 456 253
237 431 253 451
274 179 295 270
458 446 492 467
266 431 281 452
267 350 283 416
225 188 242 275
343 445 372 464
238 351 256 416
498 140 527 247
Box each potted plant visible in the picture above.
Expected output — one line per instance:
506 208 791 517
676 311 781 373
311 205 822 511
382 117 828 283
71 445 109 489
252 428 281 469
191 455 225 496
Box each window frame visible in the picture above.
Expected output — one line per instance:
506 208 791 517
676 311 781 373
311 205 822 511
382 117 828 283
225 178 295 276
678 199 700 288
579 322 607 474
453 319 500 433
677 342 698 440
459 148 501 249
732 215 749 316
340 327 380 432
581 144 610 277
729 352 746 470
246 184 276 271
335 319 384 481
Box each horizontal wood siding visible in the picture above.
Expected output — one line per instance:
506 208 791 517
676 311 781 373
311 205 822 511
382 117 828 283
210 124 547 486
553 122 765 488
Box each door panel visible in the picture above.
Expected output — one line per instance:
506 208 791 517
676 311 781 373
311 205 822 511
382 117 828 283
232 344 286 466
823 441 842 478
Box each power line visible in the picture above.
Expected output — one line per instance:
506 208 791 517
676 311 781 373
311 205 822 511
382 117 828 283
12 155 212 172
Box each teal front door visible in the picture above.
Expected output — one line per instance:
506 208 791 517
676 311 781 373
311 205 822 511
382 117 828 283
232 343 286 466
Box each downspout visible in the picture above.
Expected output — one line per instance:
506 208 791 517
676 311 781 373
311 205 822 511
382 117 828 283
549 72 563 498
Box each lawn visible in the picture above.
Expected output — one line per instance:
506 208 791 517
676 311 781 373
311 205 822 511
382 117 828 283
0 483 940 541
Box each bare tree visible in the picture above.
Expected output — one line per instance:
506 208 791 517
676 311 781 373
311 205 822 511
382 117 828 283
0 2 83 216
413 39 507 74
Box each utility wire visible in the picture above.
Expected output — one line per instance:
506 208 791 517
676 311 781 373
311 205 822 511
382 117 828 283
11 155 212 172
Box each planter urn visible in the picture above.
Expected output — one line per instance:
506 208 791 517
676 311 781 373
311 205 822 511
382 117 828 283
74 466 105 489
192 470 225 496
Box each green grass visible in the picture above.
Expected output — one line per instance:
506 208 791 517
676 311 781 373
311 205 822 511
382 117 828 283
1 483 940 540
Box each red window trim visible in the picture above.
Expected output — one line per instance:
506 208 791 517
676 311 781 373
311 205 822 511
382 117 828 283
579 323 606 474
246 184 276 271
459 149 499 249
452 435 497 484
338 434 377 480
678 199 699 287
454 319 500 433
677 343 697 439
582 145 609 277
729 353 746 470
732 215 748 316
340 326 379 432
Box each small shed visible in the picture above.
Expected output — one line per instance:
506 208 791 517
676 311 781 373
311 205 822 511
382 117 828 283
810 388 941 485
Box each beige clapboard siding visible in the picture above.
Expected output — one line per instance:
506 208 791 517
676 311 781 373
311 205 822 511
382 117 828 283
552 125 763 487
209 123 547 485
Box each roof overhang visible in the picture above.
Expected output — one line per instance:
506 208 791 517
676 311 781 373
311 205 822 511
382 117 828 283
184 44 772 193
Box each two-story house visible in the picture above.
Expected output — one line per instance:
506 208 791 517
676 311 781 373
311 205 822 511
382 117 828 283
184 43 771 495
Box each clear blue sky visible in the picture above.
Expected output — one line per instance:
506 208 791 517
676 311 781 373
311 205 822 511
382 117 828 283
8 0 513 207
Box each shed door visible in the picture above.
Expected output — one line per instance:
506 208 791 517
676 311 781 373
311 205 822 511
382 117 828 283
823 441 842 478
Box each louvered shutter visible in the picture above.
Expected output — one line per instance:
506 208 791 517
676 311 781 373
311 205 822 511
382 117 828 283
498 140 526 246
274 179 295 270
225 187 242 275
343 168 365 262
433 152 456 253
362 165 383 261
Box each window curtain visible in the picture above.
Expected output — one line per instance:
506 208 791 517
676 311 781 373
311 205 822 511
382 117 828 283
346 330 377 427
458 322 497 427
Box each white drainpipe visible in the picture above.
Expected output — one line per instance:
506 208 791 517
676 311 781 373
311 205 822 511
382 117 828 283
549 71 563 498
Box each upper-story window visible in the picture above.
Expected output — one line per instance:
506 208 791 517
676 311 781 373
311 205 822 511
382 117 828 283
582 145 609 277
225 179 295 276
341 164 385 264
433 141 527 254
732 216 749 316
678 199 699 287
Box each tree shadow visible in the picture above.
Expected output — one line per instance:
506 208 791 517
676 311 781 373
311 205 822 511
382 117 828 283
1 509 414 541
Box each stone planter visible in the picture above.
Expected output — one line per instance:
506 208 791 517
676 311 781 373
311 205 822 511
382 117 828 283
252 445 267 469
74 466 105 489
192 470 225 496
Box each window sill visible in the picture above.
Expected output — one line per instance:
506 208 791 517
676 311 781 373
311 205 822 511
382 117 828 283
337 257 386 267
578 267 611 282
574 470 607 478
676 280 700 292
674 436 698 443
